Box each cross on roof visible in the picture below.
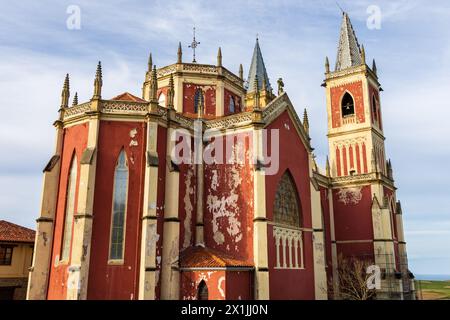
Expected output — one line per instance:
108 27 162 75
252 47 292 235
188 27 200 63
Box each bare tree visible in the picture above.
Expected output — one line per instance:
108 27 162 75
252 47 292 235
329 254 377 300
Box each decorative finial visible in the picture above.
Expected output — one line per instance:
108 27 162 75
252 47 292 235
177 42 182 64
239 64 243 80
217 47 222 67
361 45 366 65
167 73 175 109
303 108 309 135
150 65 158 101
277 78 284 95
326 156 331 177
188 27 200 63
148 52 153 72
372 59 377 75
93 61 102 100
72 92 78 106
61 73 70 108
325 56 330 73
253 75 260 109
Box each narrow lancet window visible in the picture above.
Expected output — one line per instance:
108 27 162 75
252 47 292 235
229 96 235 113
197 280 209 300
109 149 129 261
61 154 78 261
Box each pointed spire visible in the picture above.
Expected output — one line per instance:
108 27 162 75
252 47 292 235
326 156 331 177
247 38 271 93
177 42 182 64
72 92 78 106
361 44 366 65
217 47 222 67
61 73 70 108
150 65 158 101
303 108 310 135
335 12 362 71
325 56 330 73
167 73 175 109
148 52 153 72
93 61 102 100
372 59 377 75
239 64 243 80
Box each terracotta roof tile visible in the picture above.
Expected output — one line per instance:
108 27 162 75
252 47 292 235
179 246 253 269
111 92 147 103
0 220 35 243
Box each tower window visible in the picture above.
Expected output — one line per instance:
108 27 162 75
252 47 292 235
341 92 355 118
273 171 302 228
194 89 204 113
229 96 235 113
197 280 209 300
61 153 78 261
109 149 129 261
372 95 378 122
0 246 13 265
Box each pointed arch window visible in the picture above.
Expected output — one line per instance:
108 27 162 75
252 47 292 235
158 92 166 107
229 96 235 113
109 149 129 261
341 92 355 118
372 95 378 122
273 171 302 228
61 154 78 261
194 88 204 113
197 280 209 300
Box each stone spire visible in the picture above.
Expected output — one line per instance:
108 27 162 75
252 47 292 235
72 92 78 106
150 65 158 101
253 75 260 109
372 59 377 76
335 12 362 71
167 73 175 109
326 156 331 177
217 47 222 67
61 73 70 108
325 56 330 73
177 42 182 64
93 61 102 100
239 64 243 80
247 38 271 93
303 108 309 135
147 53 152 73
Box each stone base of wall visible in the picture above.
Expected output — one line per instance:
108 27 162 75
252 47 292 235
0 277 28 300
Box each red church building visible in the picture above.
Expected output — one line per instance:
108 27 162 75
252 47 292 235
27 13 414 300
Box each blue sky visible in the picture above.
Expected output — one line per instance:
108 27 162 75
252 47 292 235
0 0 449 275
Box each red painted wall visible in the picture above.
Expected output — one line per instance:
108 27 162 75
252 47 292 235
203 132 254 262
183 83 216 116
180 271 226 300
47 123 88 300
225 271 253 300
264 111 315 300
330 81 365 128
87 121 146 300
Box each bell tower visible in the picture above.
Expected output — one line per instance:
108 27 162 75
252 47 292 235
324 12 387 178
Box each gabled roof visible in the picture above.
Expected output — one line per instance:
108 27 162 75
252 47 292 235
111 92 146 103
0 220 35 243
246 38 272 93
179 246 253 269
335 12 362 71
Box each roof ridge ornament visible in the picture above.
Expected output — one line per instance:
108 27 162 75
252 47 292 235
188 27 200 63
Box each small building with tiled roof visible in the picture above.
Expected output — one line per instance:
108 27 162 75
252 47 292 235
0 220 35 300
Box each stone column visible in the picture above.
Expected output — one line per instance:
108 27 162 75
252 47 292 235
66 101 100 300
27 120 64 300
138 117 160 299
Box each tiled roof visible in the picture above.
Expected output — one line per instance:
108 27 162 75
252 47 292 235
335 12 362 71
111 92 147 103
0 220 35 243
179 246 254 269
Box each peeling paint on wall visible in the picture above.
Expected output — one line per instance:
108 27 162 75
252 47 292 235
183 166 195 249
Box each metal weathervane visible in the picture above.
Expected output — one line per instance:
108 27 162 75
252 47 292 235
189 27 200 63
